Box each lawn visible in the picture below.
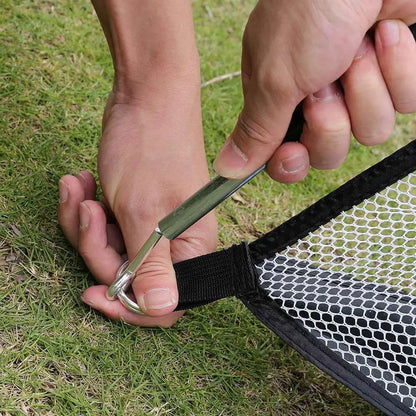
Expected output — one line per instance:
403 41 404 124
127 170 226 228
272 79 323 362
1 1 415 415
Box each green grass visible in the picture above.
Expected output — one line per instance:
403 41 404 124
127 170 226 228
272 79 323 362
1 1 415 415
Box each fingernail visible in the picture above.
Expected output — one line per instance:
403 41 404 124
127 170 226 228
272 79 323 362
311 83 339 102
354 36 370 60
281 155 306 174
213 138 248 178
378 20 400 47
59 180 68 203
79 202 90 230
139 288 177 311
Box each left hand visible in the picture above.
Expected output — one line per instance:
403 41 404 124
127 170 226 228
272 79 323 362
58 0 218 327
58 83 218 327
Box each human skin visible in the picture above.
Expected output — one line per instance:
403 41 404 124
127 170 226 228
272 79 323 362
59 1 416 327
58 0 218 327
213 0 416 182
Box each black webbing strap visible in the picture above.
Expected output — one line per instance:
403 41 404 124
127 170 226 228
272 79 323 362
174 242 258 311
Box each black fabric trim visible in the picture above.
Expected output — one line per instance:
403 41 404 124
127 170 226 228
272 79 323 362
250 140 416 263
174 242 257 311
242 291 415 416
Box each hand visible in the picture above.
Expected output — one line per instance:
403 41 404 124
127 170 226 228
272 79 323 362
58 87 218 327
58 0 217 327
213 1 416 182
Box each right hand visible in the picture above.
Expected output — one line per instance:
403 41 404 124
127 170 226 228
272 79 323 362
213 0 416 182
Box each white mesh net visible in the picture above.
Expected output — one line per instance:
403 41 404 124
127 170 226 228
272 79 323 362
256 172 416 411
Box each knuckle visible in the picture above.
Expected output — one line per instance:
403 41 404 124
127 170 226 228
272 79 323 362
394 98 416 115
254 58 298 95
310 117 350 138
257 69 281 96
135 258 173 282
236 113 274 146
112 196 139 220
177 235 219 260
113 195 163 228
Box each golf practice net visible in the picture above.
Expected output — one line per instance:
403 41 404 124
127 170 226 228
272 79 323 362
170 24 416 416
173 138 416 416
255 168 416 413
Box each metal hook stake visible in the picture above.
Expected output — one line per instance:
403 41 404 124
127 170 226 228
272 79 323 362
107 229 163 315
107 165 265 314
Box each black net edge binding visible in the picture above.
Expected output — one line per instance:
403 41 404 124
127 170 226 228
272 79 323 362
174 139 416 416
241 295 413 416
249 139 416 263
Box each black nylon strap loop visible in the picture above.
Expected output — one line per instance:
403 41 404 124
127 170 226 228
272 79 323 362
174 242 257 311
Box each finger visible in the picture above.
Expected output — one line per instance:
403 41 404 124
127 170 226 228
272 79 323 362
266 141 309 183
341 35 395 145
77 200 181 324
110 200 180 317
76 171 97 201
58 171 99 248
82 285 184 327
375 20 416 114
301 83 351 169
130 238 179 317
106 223 125 254
58 174 87 248
77 200 124 284
377 2 416 26
115 208 216 318
212 75 299 179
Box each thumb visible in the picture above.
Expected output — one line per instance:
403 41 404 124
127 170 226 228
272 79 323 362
113 201 180 317
213 91 299 179
131 237 179 317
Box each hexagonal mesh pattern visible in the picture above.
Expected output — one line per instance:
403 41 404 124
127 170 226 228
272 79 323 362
256 172 416 411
